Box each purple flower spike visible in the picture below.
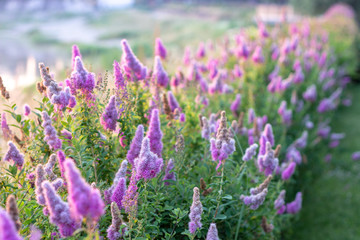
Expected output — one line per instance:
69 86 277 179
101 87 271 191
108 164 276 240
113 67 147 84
240 188 268 210
196 42 206 59
121 39 147 81
134 137 163 181
24 104 31 116
122 169 138 213
127 125 144 166
183 46 191 66
352 151 360 161
163 159 176 185
293 67 304 84
206 223 219 240
303 84 317 102
155 38 167 60
286 192 302 214
230 94 241 117
113 60 126 91
64 159 105 222
42 181 80 237
107 202 127 240
152 56 169 88
111 177 127 210
179 113 186 122
71 45 81 70
1 113 12 141
189 187 203 234
105 160 129 204
263 124 274 146
71 56 95 94
101 95 118 131
42 112 62 150
258 142 279 176
3 141 24 169
242 143 258 161
248 108 256 124
281 162 296 180
147 109 163 158
274 190 286 214
167 91 180 112
0 208 23 240
252 46 264 64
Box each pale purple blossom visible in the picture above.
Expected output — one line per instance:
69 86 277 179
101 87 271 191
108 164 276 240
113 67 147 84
240 188 268 210
281 162 296 180
111 177 127 210
71 45 81 70
3 141 24 169
189 187 203 234
167 91 180 112
274 190 286 214
1 113 12 141
163 159 176 185
113 60 126 91
303 84 317 102
23 104 31 116
155 38 167 60
121 39 147 81
230 94 241 116
70 57 95 94
147 109 163 158
196 42 206 59
0 208 23 240
107 202 127 240
258 142 279 176
206 223 219 240
42 111 62 150
101 95 118 131
252 46 264 64
352 152 360 161
286 192 302 214
242 143 258 161
152 56 169 87
104 160 128 204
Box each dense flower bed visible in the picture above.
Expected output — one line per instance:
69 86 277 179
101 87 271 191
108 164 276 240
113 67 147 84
0 6 358 240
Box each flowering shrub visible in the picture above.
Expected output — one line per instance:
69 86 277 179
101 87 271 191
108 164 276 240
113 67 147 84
0 8 358 240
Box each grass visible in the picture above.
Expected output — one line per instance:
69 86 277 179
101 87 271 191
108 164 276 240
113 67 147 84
288 83 360 239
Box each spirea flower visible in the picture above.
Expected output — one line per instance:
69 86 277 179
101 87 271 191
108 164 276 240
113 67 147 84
42 181 80 237
0 207 23 240
242 143 258 161
134 137 163 180
105 160 128 204
230 94 241 117
70 57 96 94
201 117 211 140
6 195 21 231
152 56 169 87
147 109 163 158
183 46 191 65
163 159 176 185
107 202 127 240
35 164 47 205
101 95 118 131
38 63 62 99
286 148 302 164
274 190 286 214
189 187 203 234
167 91 180 112
281 162 296 180
352 151 360 161
57 151 66 179
122 169 138 214
206 223 219 240
240 188 268 210
286 192 302 214
113 60 126 92
248 108 256 124
3 141 24 169
303 84 317 102
42 111 62 150
210 111 236 169
252 46 264 64
111 177 127 210
126 125 144 166
155 38 167 60
257 142 279 176
121 39 147 81
23 104 31 116
293 67 304 84
29 226 42 240
317 98 336 113
294 131 308 149
1 113 12 141
71 45 81 70
196 42 206 59
263 123 274 146
44 154 57 181
64 159 105 222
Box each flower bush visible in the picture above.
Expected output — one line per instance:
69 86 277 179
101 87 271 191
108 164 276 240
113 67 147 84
0 6 358 240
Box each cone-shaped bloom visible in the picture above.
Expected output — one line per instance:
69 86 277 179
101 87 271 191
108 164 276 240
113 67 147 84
189 187 203 234
281 162 296 180
45 154 57 181
5 195 21 231
317 98 336 113
105 160 128 204
42 111 62 150
57 151 66 179
240 188 268 210
294 131 308 149
242 143 258 161
152 56 169 87
101 95 118 131
51 87 76 111
230 94 241 117
71 56 95 93
23 104 31 116
248 108 256 124
35 164 47 205
1 113 12 141
111 177 127 210
42 181 80 237
64 159 105 222
263 124 275 146
183 46 191 65
163 159 176 185
113 60 126 91
155 38 167 60
196 42 206 59
352 151 360 161
286 148 302 164
0 208 23 240
274 190 286 214
286 192 302 214
3 141 24 169
121 39 147 81
303 84 317 102
127 125 144 165
107 202 127 240
252 46 264 64
232 64 243 78
293 67 304 84
206 223 219 240
167 91 180 112
134 137 163 180
147 109 163 158
122 169 138 214
71 45 81 70
258 142 279 176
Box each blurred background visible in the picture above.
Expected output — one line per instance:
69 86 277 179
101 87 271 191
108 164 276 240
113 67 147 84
0 0 358 107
